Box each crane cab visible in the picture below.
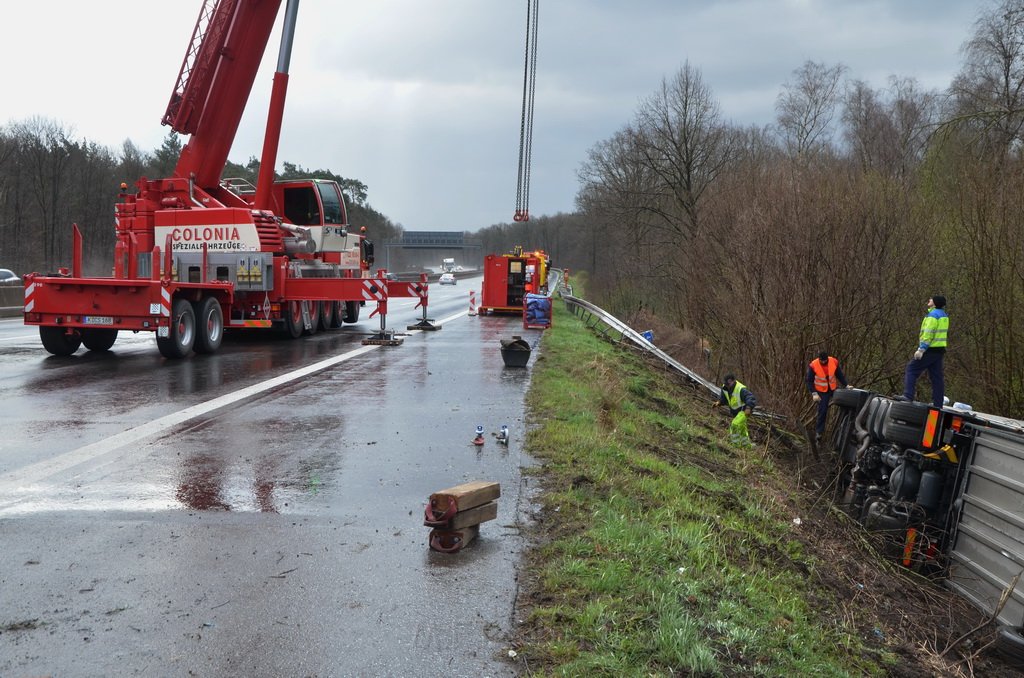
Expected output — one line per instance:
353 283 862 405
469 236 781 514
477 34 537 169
272 179 359 264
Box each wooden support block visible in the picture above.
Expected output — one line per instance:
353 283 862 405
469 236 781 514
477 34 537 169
424 481 500 524
429 525 479 553
427 500 498 530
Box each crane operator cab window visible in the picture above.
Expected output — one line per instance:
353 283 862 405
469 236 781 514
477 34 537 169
283 185 322 226
316 181 347 225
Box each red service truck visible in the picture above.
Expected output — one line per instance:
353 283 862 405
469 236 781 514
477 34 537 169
478 247 549 315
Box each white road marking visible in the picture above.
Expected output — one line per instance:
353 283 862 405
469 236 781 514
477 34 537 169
0 309 468 496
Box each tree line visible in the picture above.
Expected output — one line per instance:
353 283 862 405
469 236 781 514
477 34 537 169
606 2 1024 418
479 1 1024 420
0 124 399 277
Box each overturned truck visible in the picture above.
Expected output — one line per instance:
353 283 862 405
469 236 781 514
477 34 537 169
827 390 1024 629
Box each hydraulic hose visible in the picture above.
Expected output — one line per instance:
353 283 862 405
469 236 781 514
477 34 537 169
852 397 874 463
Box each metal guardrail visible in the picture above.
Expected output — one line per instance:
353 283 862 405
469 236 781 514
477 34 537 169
553 276 784 424
556 288 718 398
0 286 21 318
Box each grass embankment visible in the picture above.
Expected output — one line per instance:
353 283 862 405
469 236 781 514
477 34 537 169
515 305 894 677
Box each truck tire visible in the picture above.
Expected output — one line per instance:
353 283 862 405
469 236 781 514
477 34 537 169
40 326 82 356
343 300 360 324
995 625 1024 666
192 297 223 354
866 398 891 443
883 401 931 448
305 301 321 335
832 388 871 411
283 301 304 339
319 301 336 331
157 298 196 359
82 328 118 352
326 301 343 329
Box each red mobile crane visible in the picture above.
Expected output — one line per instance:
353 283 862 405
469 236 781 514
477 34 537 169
23 0 437 358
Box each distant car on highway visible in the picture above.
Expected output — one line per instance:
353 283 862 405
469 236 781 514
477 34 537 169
438 273 456 285
0 268 21 285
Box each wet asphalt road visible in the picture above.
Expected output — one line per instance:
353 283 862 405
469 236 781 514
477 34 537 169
0 277 543 677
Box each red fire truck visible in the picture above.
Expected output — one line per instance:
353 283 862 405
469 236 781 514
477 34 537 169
478 246 549 315
23 0 435 359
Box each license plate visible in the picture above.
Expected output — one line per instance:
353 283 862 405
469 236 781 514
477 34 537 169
84 316 114 325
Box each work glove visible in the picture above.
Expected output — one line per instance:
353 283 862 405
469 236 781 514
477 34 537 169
812 393 821 403
914 349 925 360
711 401 720 410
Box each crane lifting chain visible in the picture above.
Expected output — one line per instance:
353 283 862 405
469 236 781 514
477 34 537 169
513 0 539 223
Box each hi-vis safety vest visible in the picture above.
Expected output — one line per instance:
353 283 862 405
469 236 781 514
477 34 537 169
724 380 748 411
810 357 839 393
919 311 949 349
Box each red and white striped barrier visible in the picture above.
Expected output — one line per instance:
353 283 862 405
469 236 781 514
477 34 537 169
24 282 36 313
160 286 171 317
468 289 477 316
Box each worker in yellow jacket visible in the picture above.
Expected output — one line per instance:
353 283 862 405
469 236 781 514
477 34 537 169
902 295 949 407
713 374 756 446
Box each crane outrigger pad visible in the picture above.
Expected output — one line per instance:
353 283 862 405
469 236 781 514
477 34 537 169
361 330 403 346
407 318 442 331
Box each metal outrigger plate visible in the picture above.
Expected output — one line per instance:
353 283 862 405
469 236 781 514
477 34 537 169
362 330 403 346
407 318 442 331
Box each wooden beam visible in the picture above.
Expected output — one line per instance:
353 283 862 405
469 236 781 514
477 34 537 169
425 481 500 524
424 500 498 530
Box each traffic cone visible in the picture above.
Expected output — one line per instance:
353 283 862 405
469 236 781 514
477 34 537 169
469 290 477 316
472 425 485 446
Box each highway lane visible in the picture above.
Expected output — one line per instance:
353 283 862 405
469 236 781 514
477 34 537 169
0 279 477 471
1 274 542 676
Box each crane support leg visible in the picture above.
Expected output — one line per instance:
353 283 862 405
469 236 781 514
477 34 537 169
407 274 441 331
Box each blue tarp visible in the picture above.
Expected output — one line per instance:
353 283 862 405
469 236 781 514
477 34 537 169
524 294 552 326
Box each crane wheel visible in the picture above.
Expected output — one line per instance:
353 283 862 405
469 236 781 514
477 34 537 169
283 300 304 339
82 328 118 352
157 298 196 359
325 301 343 329
343 301 360 324
305 301 321 336
192 297 224 354
40 326 82 356
319 301 336 331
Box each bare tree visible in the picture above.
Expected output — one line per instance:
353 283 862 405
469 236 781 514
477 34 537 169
951 0 1024 151
632 61 734 244
844 76 939 178
118 139 150 184
776 61 847 158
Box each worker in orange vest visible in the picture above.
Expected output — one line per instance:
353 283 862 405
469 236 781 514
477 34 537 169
805 351 850 442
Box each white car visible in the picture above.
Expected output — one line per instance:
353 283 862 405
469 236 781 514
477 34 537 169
438 273 456 285
0 268 20 285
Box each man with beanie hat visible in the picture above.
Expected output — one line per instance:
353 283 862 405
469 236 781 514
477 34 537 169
805 351 849 441
902 295 949 407
713 374 756 446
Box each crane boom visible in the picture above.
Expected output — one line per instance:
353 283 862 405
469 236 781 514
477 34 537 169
164 0 284 189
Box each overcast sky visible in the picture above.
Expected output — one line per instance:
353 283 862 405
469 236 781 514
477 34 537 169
1 1 988 232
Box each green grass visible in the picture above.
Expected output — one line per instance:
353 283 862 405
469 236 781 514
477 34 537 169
516 302 893 677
